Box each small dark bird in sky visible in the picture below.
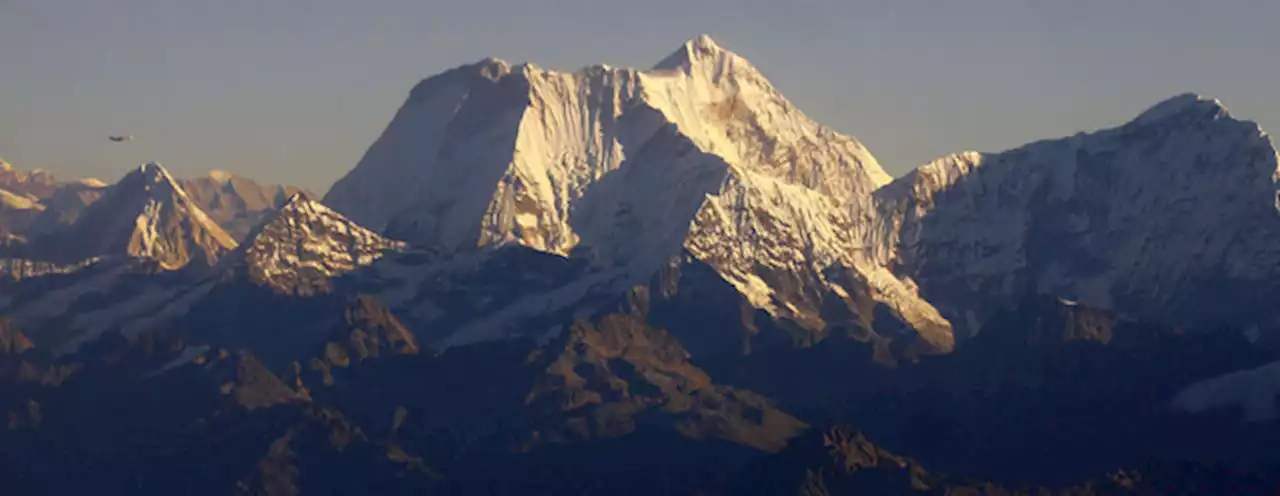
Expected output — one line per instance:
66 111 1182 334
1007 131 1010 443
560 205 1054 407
108 135 134 142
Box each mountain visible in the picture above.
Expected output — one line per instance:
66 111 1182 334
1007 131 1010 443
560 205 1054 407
19 179 108 238
1 306 1271 496
520 287 808 452
324 35 952 356
873 94 1280 337
179 170 314 241
0 163 241 354
7 162 237 270
0 187 44 236
0 319 434 495
710 294 1280 483
0 186 396 357
0 158 63 199
57 194 415 365
0 159 105 237
326 35 888 239
0 159 307 243
219 193 404 295
0 290 811 496
6 36 1280 495
735 425 1280 495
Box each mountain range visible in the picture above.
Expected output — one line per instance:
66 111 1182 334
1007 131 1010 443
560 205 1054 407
3 35 1280 495
0 160 311 244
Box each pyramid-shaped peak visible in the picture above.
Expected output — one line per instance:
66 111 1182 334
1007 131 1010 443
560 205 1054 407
122 162 184 189
273 191 325 213
234 190 404 295
688 34 723 52
1133 93 1230 126
138 162 172 177
253 192 395 246
653 33 746 72
10 161 236 268
113 162 187 200
287 190 317 203
0 158 11 171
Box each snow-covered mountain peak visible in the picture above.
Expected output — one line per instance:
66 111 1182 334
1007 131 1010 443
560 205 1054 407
136 161 172 179
653 34 735 72
322 37 939 350
8 162 238 269
231 195 404 294
405 57 513 104
112 163 237 268
690 33 721 51
270 194 348 220
122 162 186 196
0 160 60 199
639 37 891 198
327 36 893 247
874 94 1280 337
1132 92 1230 126
278 191 315 207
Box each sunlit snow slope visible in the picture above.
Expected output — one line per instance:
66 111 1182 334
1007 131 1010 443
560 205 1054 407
325 35 952 352
875 94 1280 335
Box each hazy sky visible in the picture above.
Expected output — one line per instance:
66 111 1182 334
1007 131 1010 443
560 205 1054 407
2 0 1279 193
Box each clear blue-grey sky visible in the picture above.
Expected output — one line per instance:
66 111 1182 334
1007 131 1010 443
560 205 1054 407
2 0 1278 193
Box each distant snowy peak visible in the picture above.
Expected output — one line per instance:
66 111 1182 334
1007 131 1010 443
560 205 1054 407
15 162 237 270
1131 92 1230 126
179 171 314 241
876 93 1280 334
229 194 405 295
20 181 108 240
108 162 238 269
125 162 184 194
0 158 60 199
